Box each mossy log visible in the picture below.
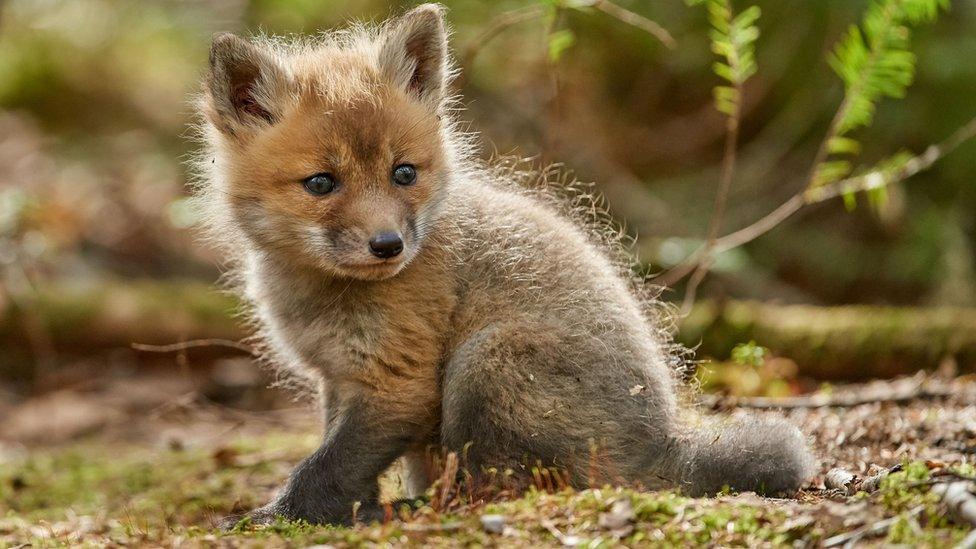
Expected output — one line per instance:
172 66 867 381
1 281 974 382
680 300 976 380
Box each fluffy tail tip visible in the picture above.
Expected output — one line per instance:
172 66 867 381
681 416 816 497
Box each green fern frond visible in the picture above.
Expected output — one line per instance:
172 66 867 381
688 0 761 116
813 160 854 187
827 136 861 155
547 29 576 62
812 0 947 189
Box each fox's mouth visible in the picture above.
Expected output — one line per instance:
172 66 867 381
344 260 402 270
335 255 410 280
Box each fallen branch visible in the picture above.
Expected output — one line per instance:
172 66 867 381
823 505 924 547
907 470 976 489
703 382 952 410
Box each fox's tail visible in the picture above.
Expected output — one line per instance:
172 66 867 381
653 416 816 496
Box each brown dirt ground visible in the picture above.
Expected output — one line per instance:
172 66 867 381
0 368 974 547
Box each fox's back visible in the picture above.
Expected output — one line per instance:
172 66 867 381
436 175 677 404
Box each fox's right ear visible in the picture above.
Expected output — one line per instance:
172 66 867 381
204 33 291 137
378 4 449 109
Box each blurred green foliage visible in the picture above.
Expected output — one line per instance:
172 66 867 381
0 0 973 306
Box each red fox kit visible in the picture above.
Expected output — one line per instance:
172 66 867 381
194 3 815 525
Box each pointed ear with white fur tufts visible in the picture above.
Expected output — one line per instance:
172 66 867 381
378 4 449 107
204 33 292 137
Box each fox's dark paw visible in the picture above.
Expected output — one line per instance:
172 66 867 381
218 501 389 529
385 496 428 517
217 505 278 531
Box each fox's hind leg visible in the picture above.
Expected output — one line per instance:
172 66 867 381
439 321 658 488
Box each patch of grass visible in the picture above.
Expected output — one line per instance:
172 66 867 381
0 432 316 546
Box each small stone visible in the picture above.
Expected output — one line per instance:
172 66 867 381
480 514 506 534
599 499 635 537
560 534 582 547
824 468 858 493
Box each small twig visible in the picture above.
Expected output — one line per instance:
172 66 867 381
434 451 459 511
681 84 743 314
400 521 464 533
654 114 976 286
131 338 255 355
593 0 675 48
541 519 582 547
823 505 924 547
717 113 976 252
805 115 976 204
904 469 976 489
703 383 951 410
543 5 565 162
2 264 58 375
933 481 976 549
462 5 546 68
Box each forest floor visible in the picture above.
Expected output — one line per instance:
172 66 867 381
0 369 974 548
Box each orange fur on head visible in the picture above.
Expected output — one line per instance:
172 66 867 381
200 5 451 280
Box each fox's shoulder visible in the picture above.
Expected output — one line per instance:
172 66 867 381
442 161 626 255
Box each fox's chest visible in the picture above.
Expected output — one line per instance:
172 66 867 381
252 271 454 384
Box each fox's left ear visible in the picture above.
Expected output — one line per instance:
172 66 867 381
378 3 449 107
205 33 292 138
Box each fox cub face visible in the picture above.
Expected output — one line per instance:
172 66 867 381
202 5 451 280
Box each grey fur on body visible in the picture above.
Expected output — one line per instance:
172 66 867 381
193 3 816 527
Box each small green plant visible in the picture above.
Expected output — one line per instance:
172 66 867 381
686 0 760 117
813 0 950 195
730 340 767 367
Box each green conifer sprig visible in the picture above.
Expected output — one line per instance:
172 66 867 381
812 0 948 189
688 0 761 116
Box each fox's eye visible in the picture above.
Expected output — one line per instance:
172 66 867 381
303 173 337 196
391 164 417 186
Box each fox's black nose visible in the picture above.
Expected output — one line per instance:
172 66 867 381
368 232 403 259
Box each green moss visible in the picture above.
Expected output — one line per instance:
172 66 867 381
873 461 972 546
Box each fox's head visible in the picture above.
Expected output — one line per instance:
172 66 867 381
198 4 453 281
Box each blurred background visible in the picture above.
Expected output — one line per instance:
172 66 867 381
0 0 974 425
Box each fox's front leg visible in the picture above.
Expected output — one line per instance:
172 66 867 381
225 393 426 526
